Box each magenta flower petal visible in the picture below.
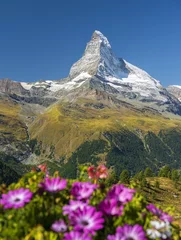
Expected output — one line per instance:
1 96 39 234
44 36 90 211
63 200 87 215
0 188 33 209
146 204 162 216
107 224 147 240
147 204 173 223
107 184 135 204
69 205 104 235
160 212 173 223
63 231 92 240
51 219 67 232
99 198 123 216
71 182 97 200
39 177 67 193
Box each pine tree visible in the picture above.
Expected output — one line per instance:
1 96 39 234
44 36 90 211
171 169 179 182
144 167 153 177
158 166 171 178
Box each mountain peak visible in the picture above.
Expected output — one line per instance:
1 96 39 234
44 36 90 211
92 30 111 48
69 30 119 79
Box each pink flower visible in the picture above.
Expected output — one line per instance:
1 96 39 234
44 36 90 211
107 224 147 240
71 182 97 200
147 204 162 216
51 219 67 233
38 163 47 172
107 184 135 204
39 177 67 193
37 163 49 177
0 188 33 209
87 166 97 180
97 165 109 179
69 205 104 235
88 165 108 180
63 200 87 215
160 212 173 223
63 231 92 240
147 204 173 223
99 198 124 216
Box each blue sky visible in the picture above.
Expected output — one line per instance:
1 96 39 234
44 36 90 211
0 0 181 86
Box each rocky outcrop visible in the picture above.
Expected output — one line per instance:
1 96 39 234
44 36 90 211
167 85 181 102
0 78 29 95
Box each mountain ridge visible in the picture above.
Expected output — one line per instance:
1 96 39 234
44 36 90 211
1 30 181 116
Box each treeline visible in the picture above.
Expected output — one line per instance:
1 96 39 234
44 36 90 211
107 166 181 187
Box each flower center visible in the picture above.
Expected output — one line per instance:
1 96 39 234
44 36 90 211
14 198 21 202
60 227 66 232
81 220 89 226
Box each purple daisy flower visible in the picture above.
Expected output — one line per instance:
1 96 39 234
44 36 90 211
147 204 173 223
69 205 104 235
63 231 92 240
160 212 173 223
51 219 67 233
99 198 124 216
39 177 67 193
107 185 135 204
0 188 33 209
63 200 87 215
71 182 97 200
107 224 146 240
146 204 162 217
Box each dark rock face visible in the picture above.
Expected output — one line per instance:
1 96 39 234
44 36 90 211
10 94 57 107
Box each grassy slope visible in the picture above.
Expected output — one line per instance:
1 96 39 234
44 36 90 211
137 177 181 226
0 97 27 141
29 99 181 158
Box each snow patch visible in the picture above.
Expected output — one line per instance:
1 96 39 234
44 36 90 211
21 82 34 90
172 85 181 89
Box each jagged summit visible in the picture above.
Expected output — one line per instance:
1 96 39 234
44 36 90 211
68 30 168 103
92 30 111 48
69 30 125 80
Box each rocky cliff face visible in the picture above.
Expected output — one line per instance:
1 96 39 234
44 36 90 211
0 78 29 95
167 85 181 102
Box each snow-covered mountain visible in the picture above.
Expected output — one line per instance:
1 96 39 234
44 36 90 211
19 30 170 102
167 85 181 102
1 30 181 114
68 30 166 102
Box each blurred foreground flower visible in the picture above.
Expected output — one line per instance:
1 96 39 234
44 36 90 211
0 188 33 209
99 198 124 216
147 204 173 223
63 200 87 215
39 177 67 193
88 165 108 181
147 220 172 239
38 163 49 177
71 182 97 201
51 219 67 233
107 224 146 240
107 184 135 204
63 231 92 240
69 205 104 235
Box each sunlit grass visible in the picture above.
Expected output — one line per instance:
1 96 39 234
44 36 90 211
30 99 181 157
